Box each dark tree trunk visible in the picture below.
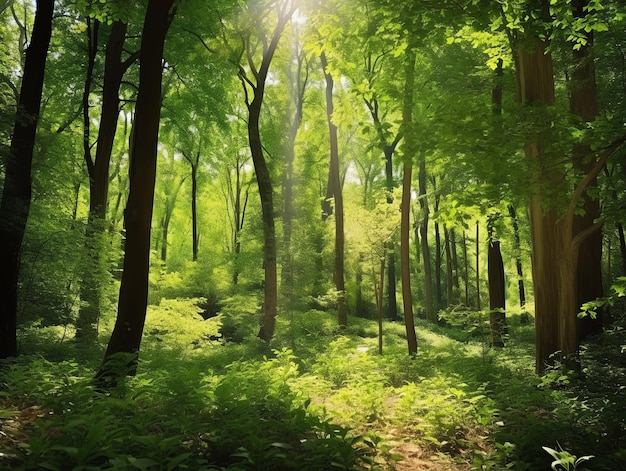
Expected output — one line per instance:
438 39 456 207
321 52 348 327
570 0 603 339
0 0 54 359
77 21 129 341
618 223 626 275
508 204 526 308
191 159 199 261
96 0 175 382
241 3 295 341
76 17 102 341
488 238 506 347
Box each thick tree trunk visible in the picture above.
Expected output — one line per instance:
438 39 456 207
321 52 348 327
517 29 560 373
570 0 603 339
0 0 54 359
96 0 175 382
400 40 417 355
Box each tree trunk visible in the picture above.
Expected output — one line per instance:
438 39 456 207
508 204 527 308
400 39 417 355
96 0 175 382
432 184 442 310
517 27 560 373
618 223 626 275
462 230 469 307
451 228 460 292
240 3 295 341
321 51 348 327
418 156 435 321
476 222 481 310
488 239 506 347
570 0 603 339
77 21 129 341
444 225 454 305
0 0 54 359
191 159 199 261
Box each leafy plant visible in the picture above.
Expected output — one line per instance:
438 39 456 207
543 444 594 471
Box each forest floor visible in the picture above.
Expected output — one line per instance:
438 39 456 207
1 303 626 470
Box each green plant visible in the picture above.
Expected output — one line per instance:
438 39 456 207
542 444 594 471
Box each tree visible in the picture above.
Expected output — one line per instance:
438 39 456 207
76 17 136 341
0 0 54 359
230 0 297 341
97 0 176 382
320 51 348 327
399 32 417 355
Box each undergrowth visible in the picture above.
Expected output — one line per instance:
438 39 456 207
1 299 625 470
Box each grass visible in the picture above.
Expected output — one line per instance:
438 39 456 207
1 301 625 470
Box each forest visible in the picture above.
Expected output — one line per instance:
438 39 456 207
1 0 626 469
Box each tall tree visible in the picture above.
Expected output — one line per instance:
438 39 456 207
569 0 603 339
76 17 136 341
0 0 54 359
233 0 297 340
320 51 348 327
96 0 176 381
400 32 417 355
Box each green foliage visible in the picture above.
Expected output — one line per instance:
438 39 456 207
217 293 261 342
543 444 594 471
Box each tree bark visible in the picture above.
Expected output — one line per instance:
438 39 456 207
488 239 506 347
321 51 348 327
400 39 417 355
238 3 295 341
516 26 561 372
0 0 54 359
190 156 199 261
96 0 175 381
508 204 527 308
570 0 603 339
77 21 130 341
